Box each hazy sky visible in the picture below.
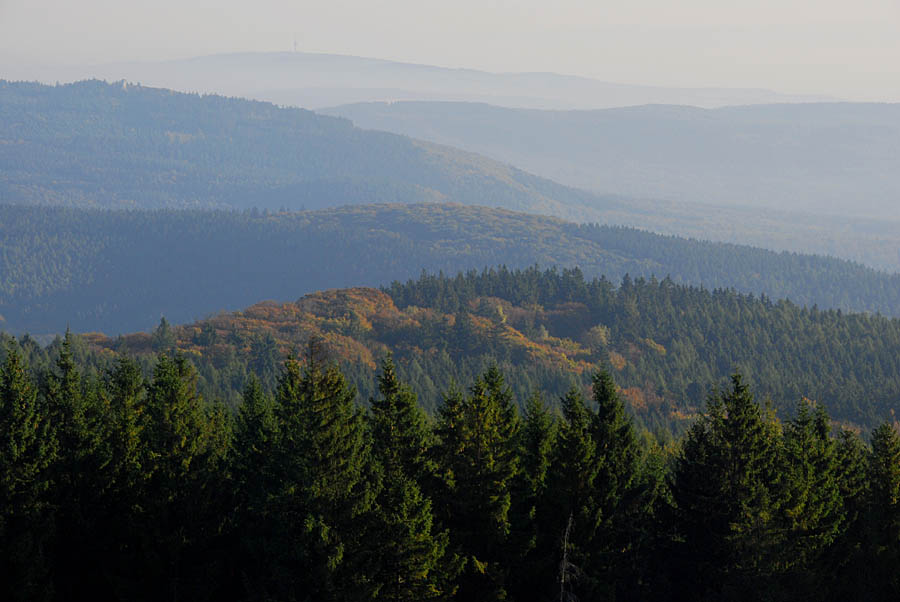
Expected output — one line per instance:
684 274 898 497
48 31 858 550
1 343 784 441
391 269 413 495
2 0 899 100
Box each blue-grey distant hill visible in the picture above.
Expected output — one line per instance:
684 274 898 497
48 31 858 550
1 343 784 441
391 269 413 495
12 51 832 111
2 79 898 272
0 79 614 216
3 203 900 336
323 101 900 220
323 100 900 271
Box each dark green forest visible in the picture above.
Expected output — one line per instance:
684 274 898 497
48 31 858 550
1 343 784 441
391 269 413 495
3 203 900 334
2 333 899 602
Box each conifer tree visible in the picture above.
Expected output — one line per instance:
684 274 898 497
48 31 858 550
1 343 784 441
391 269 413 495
45 332 108 599
232 375 278 513
433 366 520 602
132 353 231 602
671 374 783 600
508 392 557 596
229 375 279 599
266 344 378 602
778 399 843 595
542 386 601 600
97 357 149 598
371 356 435 484
0 345 56 602
821 428 870 600
865 422 900 599
589 369 643 597
368 356 448 601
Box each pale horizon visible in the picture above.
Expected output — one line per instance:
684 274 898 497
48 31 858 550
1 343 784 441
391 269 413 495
2 0 900 102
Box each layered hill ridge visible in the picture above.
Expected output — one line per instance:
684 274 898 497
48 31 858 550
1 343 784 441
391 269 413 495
10 51 832 111
84 268 900 431
324 100 900 218
325 100 900 270
0 79 608 218
3 79 896 271
4 203 900 335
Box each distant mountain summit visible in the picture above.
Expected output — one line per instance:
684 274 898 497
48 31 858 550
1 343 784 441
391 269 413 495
12 51 833 110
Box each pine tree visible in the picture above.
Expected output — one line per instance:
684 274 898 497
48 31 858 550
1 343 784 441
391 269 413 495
541 386 602 600
670 374 783 600
589 369 643 598
98 357 150 599
0 344 56 602
266 346 378 602
229 375 280 599
865 422 900 599
131 353 231 602
232 375 278 513
433 366 520 602
368 356 448 601
371 356 435 484
152 317 176 353
45 331 108 599
778 399 843 595
821 428 870 600
508 392 557 591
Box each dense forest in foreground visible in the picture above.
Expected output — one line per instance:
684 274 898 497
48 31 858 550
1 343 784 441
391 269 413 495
3 204 900 334
2 334 899 601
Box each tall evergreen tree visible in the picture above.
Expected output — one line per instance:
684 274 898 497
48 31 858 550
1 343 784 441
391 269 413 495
821 428 870 601
589 369 644 599
97 357 150 600
130 353 230 602
865 422 900 600
368 355 448 601
778 399 843 596
542 386 602 600
433 366 520 602
266 346 378 602
508 393 558 602
45 332 108 599
0 345 56 602
229 375 280 600
670 374 783 600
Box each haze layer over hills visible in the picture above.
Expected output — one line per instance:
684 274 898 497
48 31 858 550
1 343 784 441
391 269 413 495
11 51 832 111
2 79 899 271
325 101 900 220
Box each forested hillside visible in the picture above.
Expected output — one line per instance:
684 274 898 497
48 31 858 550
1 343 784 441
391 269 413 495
39 267 898 431
0 79 606 216
5 79 898 272
4 204 900 335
